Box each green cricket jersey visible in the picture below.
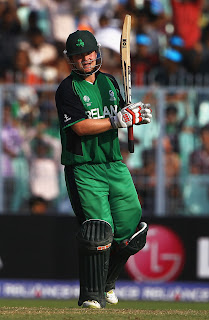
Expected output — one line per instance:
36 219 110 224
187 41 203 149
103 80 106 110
55 71 125 166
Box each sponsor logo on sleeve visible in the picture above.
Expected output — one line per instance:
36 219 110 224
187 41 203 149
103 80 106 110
64 114 71 122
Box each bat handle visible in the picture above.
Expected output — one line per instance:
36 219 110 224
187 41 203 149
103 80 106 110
128 126 134 153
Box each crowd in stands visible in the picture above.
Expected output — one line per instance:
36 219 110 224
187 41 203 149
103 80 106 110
1 0 209 86
1 0 209 216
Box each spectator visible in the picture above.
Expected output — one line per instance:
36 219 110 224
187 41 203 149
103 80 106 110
80 0 115 32
135 148 156 215
7 47 43 84
132 33 159 85
162 134 183 214
38 90 60 140
171 0 204 77
184 123 209 215
27 136 60 206
13 85 39 120
24 27 57 67
16 1 51 37
143 0 167 55
1 103 22 210
44 0 77 43
195 23 209 79
151 47 189 85
169 35 185 53
134 6 151 35
19 27 58 83
27 10 39 32
54 41 71 82
167 34 199 76
0 4 23 77
189 123 209 174
136 135 182 215
95 14 121 77
28 196 50 215
165 103 189 153
171 0 203 50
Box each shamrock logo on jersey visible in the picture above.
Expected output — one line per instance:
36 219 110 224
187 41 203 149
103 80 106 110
76 39 85 47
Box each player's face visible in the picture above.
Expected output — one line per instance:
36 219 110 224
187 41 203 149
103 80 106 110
72 51 97 74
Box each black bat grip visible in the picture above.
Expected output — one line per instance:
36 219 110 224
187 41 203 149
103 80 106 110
128 126 134 153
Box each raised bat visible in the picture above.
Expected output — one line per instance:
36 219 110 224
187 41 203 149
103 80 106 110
121 14 134 153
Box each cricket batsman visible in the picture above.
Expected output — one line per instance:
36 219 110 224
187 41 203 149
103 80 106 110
55 30 152 308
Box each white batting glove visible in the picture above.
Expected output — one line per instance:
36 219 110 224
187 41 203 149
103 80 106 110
136 103 152 125
110 102 152 129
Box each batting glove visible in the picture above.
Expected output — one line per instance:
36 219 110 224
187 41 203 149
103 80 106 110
110 102 152 129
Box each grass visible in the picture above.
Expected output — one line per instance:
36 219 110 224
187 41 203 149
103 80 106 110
0 299 209 320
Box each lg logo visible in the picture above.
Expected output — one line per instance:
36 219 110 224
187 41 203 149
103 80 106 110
125 225 185 282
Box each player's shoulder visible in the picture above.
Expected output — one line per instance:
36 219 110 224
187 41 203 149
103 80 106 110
98 71 119 89
99 71 117 82
55 75 75 102
56 74 73 92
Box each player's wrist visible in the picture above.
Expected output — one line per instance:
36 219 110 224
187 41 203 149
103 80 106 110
110 116 119 129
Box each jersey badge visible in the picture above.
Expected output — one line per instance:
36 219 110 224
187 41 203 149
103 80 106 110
83 95 92 107
109 90 116 101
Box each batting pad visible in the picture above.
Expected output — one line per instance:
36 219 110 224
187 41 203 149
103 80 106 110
77 219 113 308
106 222 148 292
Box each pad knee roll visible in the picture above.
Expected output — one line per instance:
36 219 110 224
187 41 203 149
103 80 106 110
123 222 148 255
77 219 113 252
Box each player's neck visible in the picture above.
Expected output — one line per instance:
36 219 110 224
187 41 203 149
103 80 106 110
84 73 96 84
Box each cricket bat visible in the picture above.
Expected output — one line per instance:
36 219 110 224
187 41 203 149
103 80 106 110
121 14 134 153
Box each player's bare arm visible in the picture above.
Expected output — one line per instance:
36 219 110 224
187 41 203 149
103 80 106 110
72 118 112 136
72 102 152 136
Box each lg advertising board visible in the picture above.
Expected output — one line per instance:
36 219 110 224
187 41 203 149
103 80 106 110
0 216 209 282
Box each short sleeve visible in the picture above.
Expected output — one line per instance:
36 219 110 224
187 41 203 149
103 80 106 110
55 76 88 129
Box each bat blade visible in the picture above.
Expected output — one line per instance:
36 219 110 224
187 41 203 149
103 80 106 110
121 14 134 153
